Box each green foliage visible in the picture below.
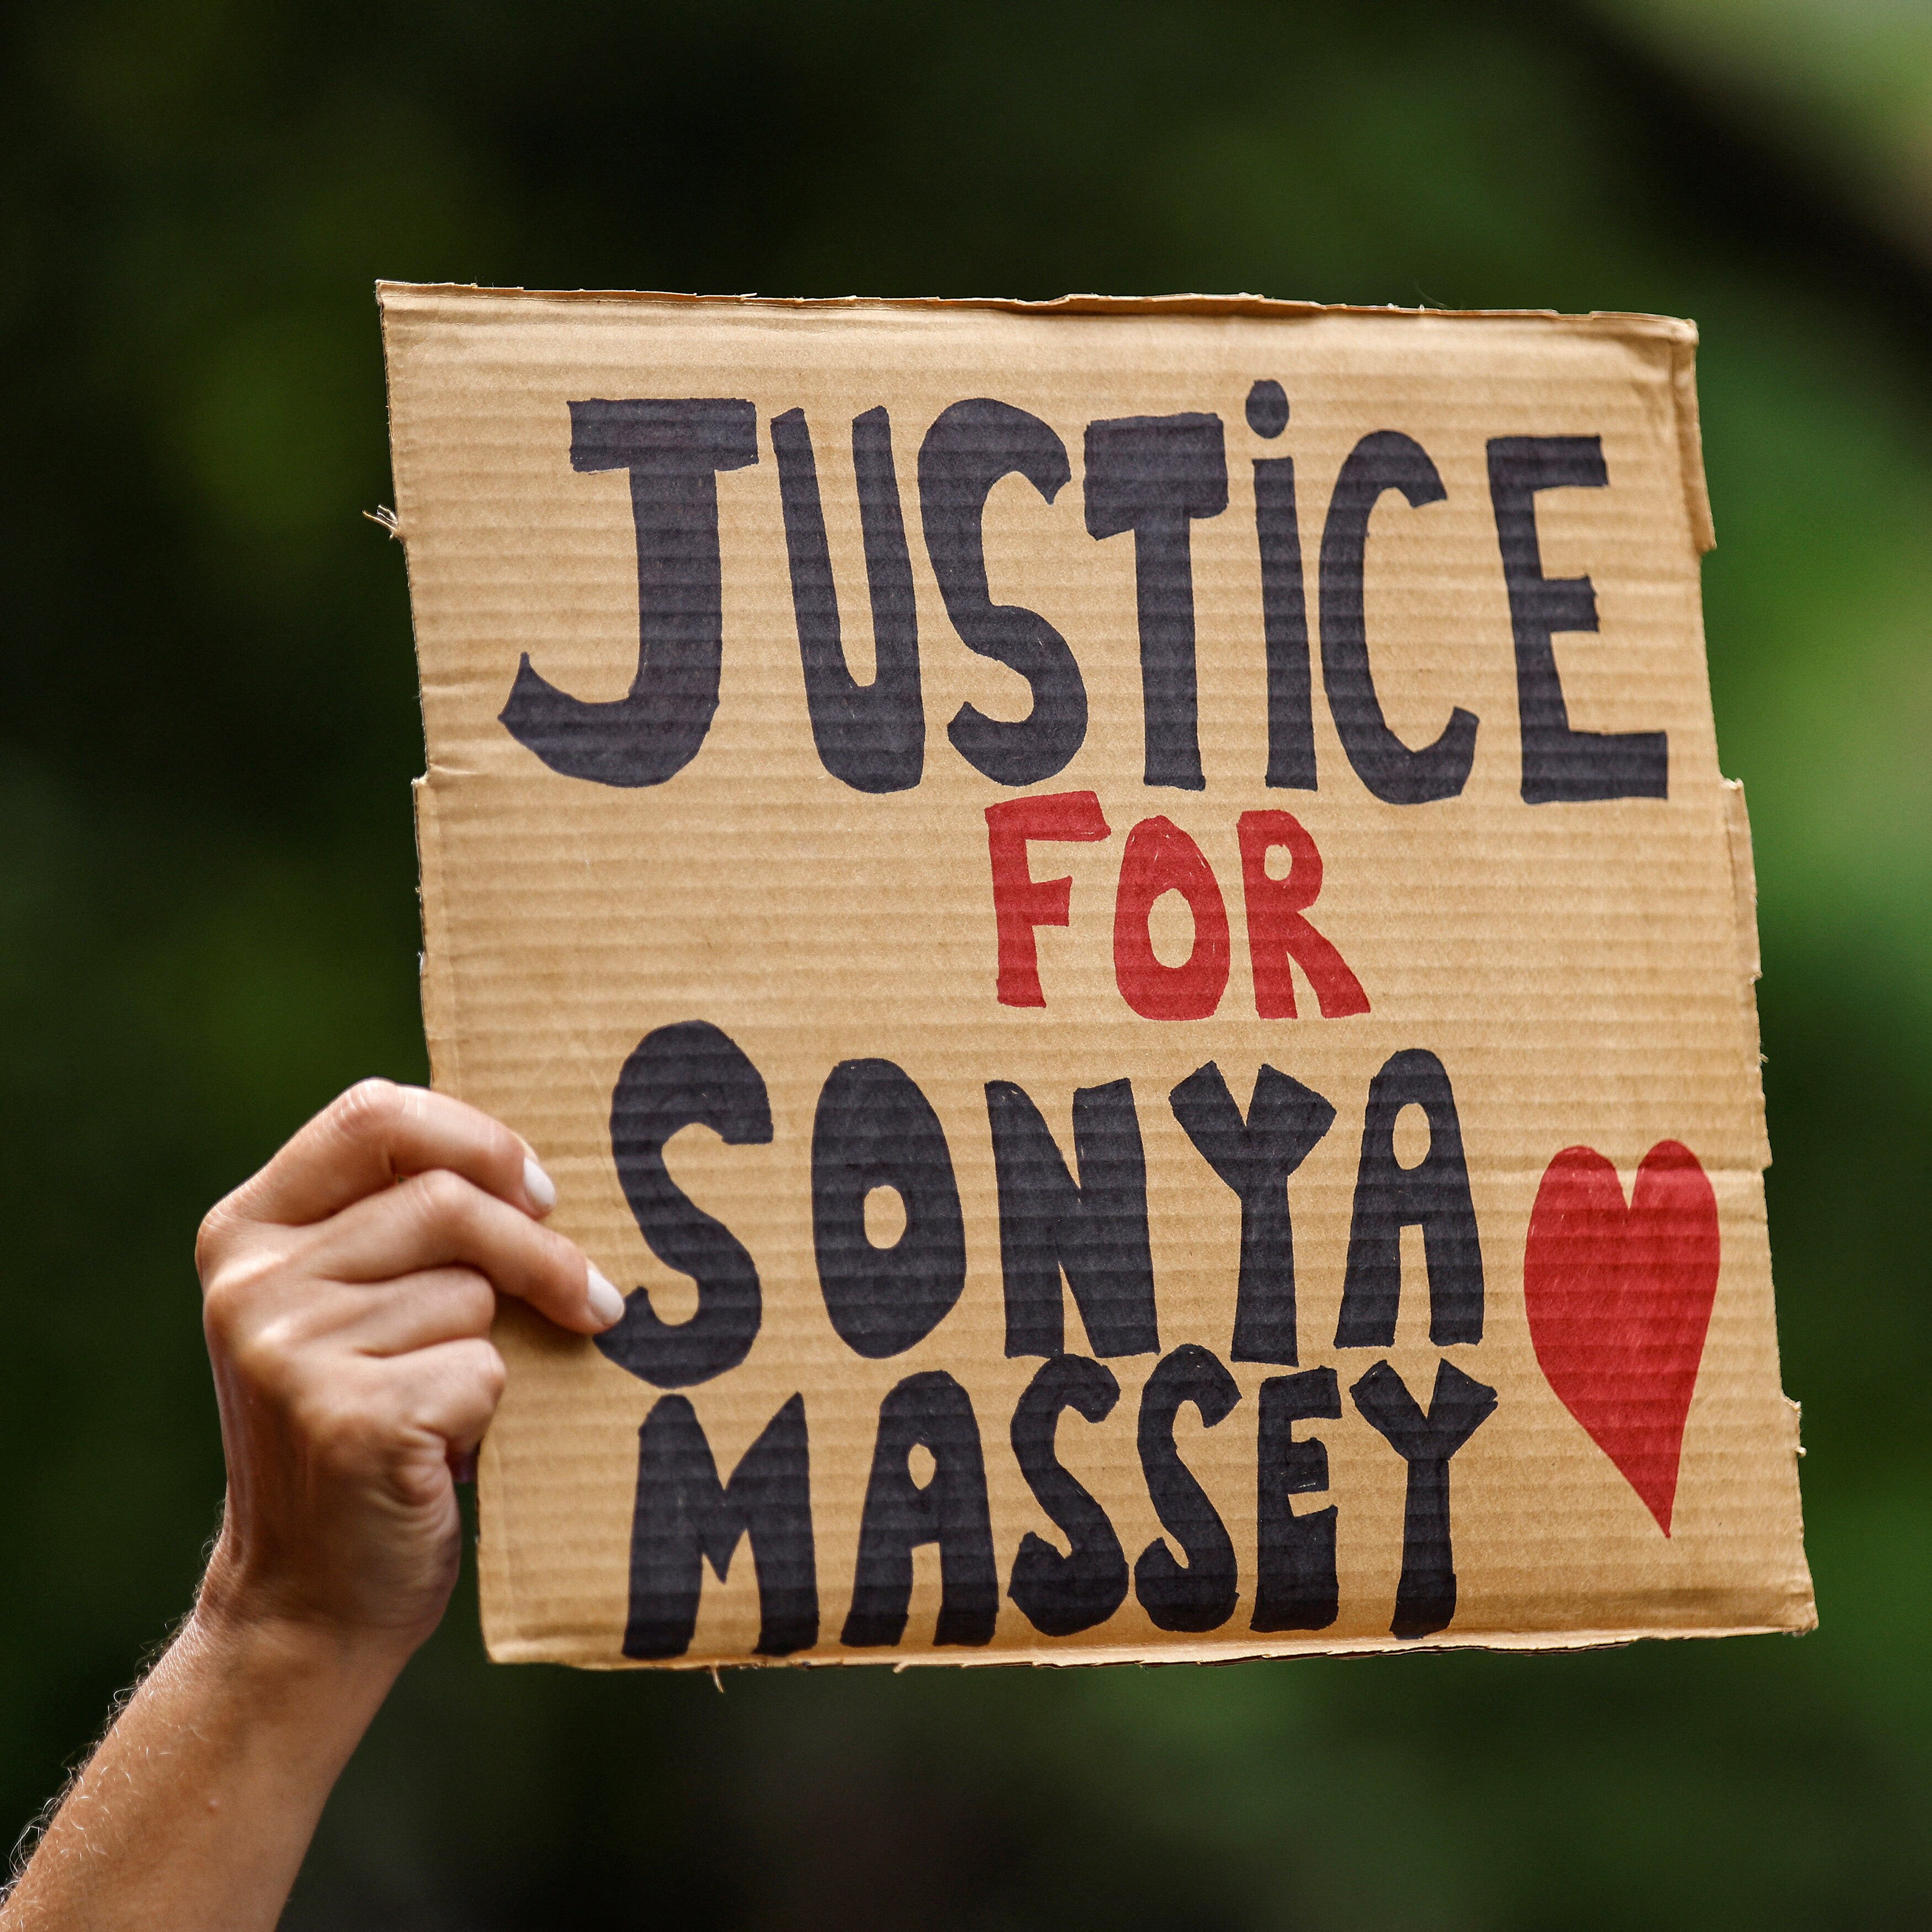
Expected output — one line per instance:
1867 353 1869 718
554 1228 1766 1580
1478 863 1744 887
0 2 1924 1925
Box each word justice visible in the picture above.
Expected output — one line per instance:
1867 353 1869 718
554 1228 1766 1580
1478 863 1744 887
500 381 1669 806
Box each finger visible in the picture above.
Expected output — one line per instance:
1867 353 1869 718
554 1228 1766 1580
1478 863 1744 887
330 1267 500 1359
310 1170 624 1335
228 1080 558 1229
379 1335 508 1456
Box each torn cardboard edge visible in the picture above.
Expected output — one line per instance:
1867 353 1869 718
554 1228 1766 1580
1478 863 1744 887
492 1618 1815 1673
411 777 460 1097
374 283 1716 556
373 279 1695 332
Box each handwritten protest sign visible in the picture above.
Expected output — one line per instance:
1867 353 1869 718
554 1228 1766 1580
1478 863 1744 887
379 286 1813 1666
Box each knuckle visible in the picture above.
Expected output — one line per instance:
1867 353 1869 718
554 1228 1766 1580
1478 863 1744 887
481 1116 523 1177
194 1196 242 1282
200 1272 242 1338
415 1166 473 1219
410 1167 482 1244
475 1342 508 1404
457 1339 508 1409
227 1315 298 1396
450 1267 498 1330
397 1339 505 1440
215 1306 313 1411
291 1370 391 1463
200 1250 276 1339
332 1077 404 1146
200 1240 339 1395
299 1395 381 1475
532 1220 578 1281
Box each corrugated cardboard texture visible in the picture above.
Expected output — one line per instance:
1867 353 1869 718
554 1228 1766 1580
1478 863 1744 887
380 285 1813 1668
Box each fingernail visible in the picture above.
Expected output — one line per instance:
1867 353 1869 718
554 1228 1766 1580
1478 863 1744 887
523 1156 558 1214
586 1266 625 1329
450 1448 479 1485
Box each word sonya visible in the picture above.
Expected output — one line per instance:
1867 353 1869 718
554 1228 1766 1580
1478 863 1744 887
990 793 1367 1018
500 384 1668 805
594 1020 1496 1655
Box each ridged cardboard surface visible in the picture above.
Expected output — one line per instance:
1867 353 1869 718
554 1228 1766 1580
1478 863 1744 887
380 284 1812 1668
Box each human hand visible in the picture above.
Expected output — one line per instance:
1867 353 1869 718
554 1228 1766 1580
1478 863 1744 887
192 1079 623 1658
0 1081 623 1930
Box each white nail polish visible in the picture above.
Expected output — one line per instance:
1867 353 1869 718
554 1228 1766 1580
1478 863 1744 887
523 1155 558 1213
586 1266 625 1328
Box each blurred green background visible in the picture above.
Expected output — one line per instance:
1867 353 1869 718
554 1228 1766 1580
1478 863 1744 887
1 1 1926 1925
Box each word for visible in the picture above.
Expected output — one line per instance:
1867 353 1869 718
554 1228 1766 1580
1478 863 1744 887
989 792 1367 1018
500 381 1669 804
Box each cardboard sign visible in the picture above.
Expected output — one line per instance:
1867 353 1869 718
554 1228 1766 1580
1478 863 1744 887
379 285 1815 1668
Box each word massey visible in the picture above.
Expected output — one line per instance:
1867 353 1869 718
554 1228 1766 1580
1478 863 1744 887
500 381 1669 806
596 1023 1491 1661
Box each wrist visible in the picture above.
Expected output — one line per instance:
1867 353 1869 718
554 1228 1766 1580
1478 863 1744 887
187 1567 419 1729
194 1521 445 1674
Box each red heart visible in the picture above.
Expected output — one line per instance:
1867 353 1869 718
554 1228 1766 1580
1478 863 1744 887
1523 1142 1720 1535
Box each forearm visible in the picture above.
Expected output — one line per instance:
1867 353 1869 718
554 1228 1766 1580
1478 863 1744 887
1 1084 605 1928
2 1605 407 1931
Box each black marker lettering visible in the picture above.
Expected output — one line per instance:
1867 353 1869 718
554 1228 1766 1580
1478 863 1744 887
502 399 758 787
1255 454 1317 789
1134 1344 1241 1633
1083 412 1229 789
623 1392 816 1660
597 1020 771 1389
772 405 923 793
1319 430 1478 804
843 1371 998 1648
919 399 1085 785
987 1078 1159 1360
1334 1049 1484 1349
1169 1061 1336 1365
1252 1366 1341 1632
811 1057 967 1359
1008 1355 1130 1637
1351 1357 1497 1637
1488 436 1668 802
